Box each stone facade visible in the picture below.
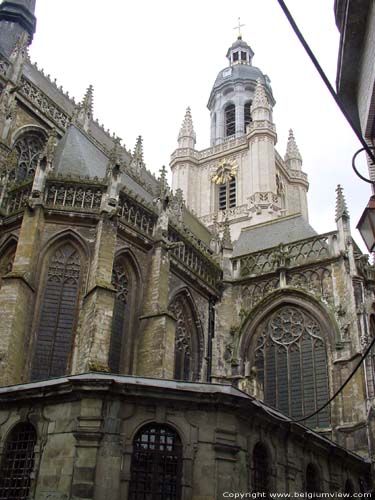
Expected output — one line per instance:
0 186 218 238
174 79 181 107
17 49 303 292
0 1 373 498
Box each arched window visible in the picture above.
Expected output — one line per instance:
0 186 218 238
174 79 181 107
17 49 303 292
169 292 203 381
129 424 182 500
254 305 330 428
306 464 320 494
12 131 46 182
0 422 37 500
31 243 82 381
0 243 16 289
219 176 236 210
225 104 236 137
109 253 139 374
244 101 252 131
253 443 269 494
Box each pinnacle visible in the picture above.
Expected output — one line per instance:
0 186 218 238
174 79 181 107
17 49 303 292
82 84 94 115
222 218 233 250
131 135 145 170
284 129 302 163
178 107 196 140
335 184 350 221
251 78 269 109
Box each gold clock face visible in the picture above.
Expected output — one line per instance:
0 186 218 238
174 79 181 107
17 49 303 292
211 159 237 185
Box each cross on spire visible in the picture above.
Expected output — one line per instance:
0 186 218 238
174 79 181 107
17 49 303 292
233 17 245 38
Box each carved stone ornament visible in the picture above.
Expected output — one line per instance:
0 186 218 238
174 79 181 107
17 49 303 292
211 158 237 185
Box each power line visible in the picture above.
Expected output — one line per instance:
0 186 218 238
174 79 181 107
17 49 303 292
276 0 375 169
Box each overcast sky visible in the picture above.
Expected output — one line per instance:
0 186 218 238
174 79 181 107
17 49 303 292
29 0 370 251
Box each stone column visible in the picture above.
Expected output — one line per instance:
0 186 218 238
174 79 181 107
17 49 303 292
76 214 117 373
136 239 176 379
0 204 44 385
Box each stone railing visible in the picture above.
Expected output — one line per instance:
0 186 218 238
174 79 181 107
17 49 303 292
3 180 32 215
237 232 337 278
118 191 157 237
171 136 247 163
19 76 70 130
45 179 105 210
168 226 222 290
200 204 249 226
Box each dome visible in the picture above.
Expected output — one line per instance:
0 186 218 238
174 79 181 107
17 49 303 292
207 64 275 108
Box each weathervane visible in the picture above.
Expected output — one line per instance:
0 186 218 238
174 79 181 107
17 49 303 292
234 17 245 38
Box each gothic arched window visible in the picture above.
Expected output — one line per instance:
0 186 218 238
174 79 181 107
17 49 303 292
0 422 37 500
225 104 236 137
129 424 182 500
253 443 269 494
244 100 252 131
12 131 46 182
219 176 236 210
254 305 330 428
306 464 320 494
31 243 82 381
0 243 16 289
109 254 139 374
169 292 202 381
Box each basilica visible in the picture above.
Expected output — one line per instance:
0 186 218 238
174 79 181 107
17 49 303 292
0 1 373 499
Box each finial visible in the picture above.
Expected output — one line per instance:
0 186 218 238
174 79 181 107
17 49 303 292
82 84 94 117
335 184 350 221
284 129 302 163
130 135 145 171
233 17 245 39
178 107 196 148
158 165 169 200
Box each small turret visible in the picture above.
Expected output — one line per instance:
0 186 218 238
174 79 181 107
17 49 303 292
0 0 36 56
284 129 302 170
178 107 196 149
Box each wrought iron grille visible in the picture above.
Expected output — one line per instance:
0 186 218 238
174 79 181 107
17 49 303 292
0 423 36 500
305 464 320 494
129 424 182 500
254 306 330 428
31 244 81 380
253 443 269 494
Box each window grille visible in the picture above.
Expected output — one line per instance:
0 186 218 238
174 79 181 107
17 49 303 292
253 443 269 494
13 132 46 182
0 423 36 500
129 424 182 500
219 176 236 210
254 306 330 428
244 101 252 131
109 258 130 373
306 464 320 494
31 243 81 381
225 104 236 137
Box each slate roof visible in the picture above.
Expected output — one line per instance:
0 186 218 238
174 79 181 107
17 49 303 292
233 214 318 257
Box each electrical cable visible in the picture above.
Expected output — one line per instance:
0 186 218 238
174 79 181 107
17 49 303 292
291 334 375 423
276 0 375 168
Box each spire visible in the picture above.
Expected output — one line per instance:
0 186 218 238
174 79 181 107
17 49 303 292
130 135 145 171
74 85 94 132
0 0 36 51
335 184 350 221
178 107 196 149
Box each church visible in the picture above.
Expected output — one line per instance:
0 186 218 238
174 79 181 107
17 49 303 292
0 1 373 499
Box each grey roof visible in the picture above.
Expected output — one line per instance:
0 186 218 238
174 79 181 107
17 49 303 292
233 214 318 257
53 125 108 178
208 64 275 107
